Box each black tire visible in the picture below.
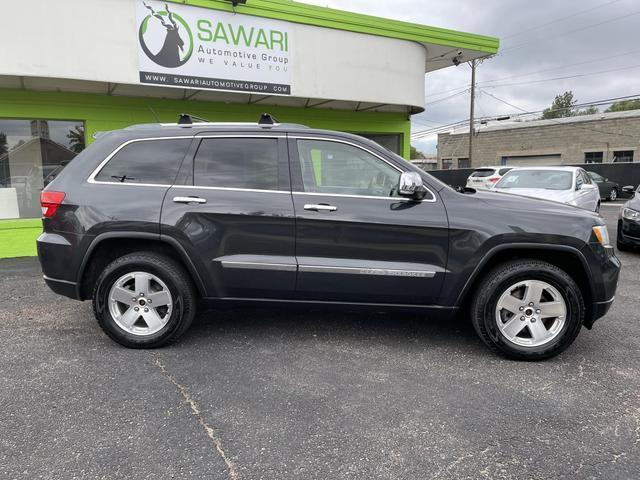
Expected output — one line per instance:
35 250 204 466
471 259 584 361
92 252 197 348
609 188 618 202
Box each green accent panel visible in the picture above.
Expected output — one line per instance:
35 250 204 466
0 89 410 154
166 0 499 54
310 149 322 185
0 219 41 258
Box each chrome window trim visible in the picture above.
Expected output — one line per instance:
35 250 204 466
289 136 437 203
87 136 193 186
173 185 290 195
294 191 416 202
298 265 436 278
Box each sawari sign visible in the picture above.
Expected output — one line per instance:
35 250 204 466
136 0 292 95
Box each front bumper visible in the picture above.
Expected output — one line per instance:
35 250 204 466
619 218 640 246
582 243 621 328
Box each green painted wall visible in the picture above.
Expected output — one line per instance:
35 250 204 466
0 89 411 158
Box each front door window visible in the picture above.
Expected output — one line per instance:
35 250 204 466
296 139 401 198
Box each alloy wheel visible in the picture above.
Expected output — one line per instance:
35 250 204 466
495 279 567 348
108 271 173 336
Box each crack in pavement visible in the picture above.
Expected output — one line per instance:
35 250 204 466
153 355 240 480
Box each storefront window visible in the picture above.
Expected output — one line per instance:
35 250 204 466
0 119 84 219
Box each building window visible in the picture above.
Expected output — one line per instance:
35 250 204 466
458 157 470 168
0 119 85 220
613 150 634 163
442 158 452 170
357 134 401 155
584 152 603 163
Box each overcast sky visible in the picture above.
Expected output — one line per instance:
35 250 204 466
303 0 640 154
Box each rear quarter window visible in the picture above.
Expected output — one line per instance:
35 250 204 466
94 139 191 185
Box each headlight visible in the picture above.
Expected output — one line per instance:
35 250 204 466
622 207 640 221
593 225 611 247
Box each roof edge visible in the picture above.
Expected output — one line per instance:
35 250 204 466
165 0 500 55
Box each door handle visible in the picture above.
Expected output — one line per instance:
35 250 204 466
304 204 337 212
173 196 207 204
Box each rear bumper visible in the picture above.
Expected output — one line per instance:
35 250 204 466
37 232 82 300
43 275 81 300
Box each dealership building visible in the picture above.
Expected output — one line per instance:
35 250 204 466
437 109 640 169
0 0 498 225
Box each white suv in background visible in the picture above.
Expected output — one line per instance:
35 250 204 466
466 166 513 190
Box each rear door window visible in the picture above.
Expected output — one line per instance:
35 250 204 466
193 138 281 191
95 139 190 185
498 168 512 176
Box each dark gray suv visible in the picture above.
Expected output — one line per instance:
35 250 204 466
37 116 621 360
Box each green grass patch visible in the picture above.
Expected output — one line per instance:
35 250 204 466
0 218 42 258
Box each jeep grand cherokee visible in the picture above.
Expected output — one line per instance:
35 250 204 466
37 116 620 360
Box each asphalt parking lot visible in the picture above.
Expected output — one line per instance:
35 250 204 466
1 204 638 480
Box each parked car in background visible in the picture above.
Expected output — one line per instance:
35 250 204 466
617 185 640 251
493 166 601 212
466 166 513 190
587 171 620 201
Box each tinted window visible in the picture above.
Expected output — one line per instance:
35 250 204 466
96 139 190 184
498 168 512 176
496 170 573 190
296 139 400 197
587 171 603 182
470 168 496 178
458 158 470 169
194 138 279 190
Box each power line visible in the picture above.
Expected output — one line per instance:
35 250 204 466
411 93 640 139
426 49 640 98
500 9 640 54
480 90 639 138
484 63 640 89
501 0 622 40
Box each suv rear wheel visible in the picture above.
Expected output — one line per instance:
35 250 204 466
93 252 197 348
471 260 584 360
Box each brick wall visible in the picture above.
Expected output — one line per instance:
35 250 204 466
437 113 640 168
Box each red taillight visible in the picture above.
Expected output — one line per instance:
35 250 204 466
40 191 66 218
488 177 500 182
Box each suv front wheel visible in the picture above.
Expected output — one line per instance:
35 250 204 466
471 260 585 360
93 252 197 348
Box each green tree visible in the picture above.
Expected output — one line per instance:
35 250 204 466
577 105 598 116
605 99 640 112
542 91 577 119
410 145 425 159
66 125 85 153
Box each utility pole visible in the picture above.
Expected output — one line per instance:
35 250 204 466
468 59 476 166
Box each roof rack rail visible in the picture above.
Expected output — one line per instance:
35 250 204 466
177 113 211 125
258 113 279 127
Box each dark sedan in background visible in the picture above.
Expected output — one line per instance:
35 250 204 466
618 185 640 251
587 171 620 201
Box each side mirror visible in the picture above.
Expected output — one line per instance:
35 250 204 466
398 172 427 200
622 185 635 195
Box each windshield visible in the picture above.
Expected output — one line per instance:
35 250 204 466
496 170 573 190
